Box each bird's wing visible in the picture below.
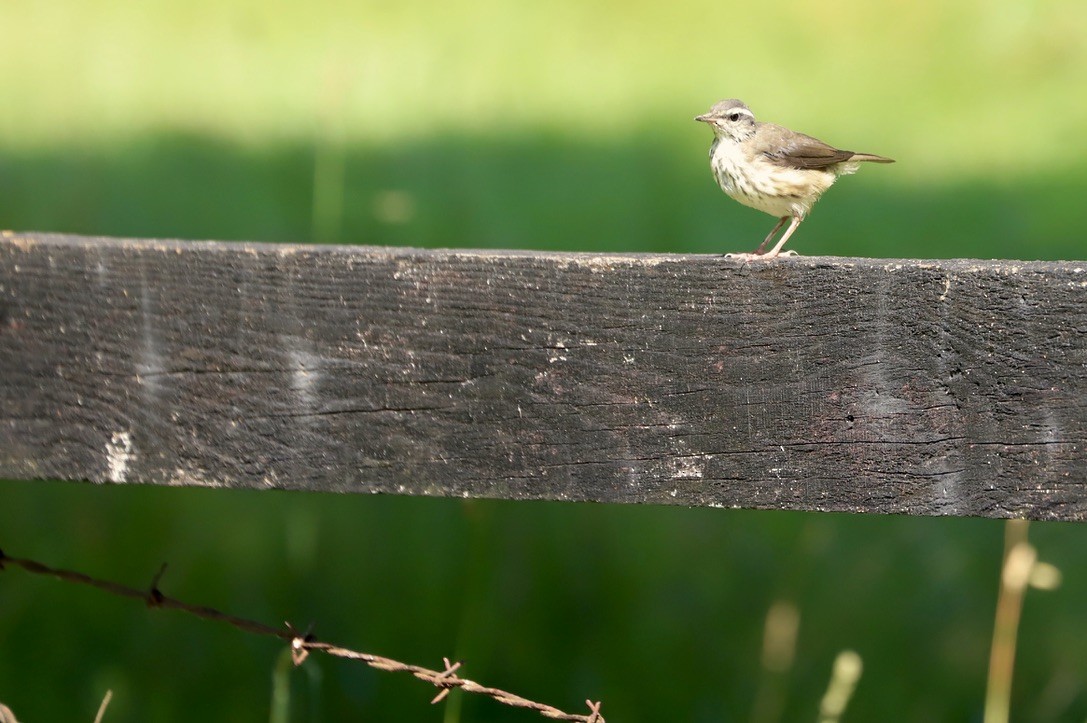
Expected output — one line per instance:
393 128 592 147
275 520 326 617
760 126 856 170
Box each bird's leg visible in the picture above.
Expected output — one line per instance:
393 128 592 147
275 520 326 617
760 216 802 259
724 215 800 261
753 216 789 255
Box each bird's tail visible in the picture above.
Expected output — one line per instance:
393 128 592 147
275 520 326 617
850 153 895 163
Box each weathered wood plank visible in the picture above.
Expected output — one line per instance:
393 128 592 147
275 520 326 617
2 232 1085 519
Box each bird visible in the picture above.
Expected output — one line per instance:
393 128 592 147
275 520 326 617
695 99 893 259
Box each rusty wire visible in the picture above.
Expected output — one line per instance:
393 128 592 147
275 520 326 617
0 547 604 722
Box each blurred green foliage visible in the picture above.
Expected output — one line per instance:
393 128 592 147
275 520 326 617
2 0 1086 721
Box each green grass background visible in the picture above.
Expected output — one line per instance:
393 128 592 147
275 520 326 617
2 0 1086 721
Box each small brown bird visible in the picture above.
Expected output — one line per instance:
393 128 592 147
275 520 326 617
696 99 893 259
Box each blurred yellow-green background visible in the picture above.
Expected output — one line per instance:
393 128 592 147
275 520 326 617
2 0 1086 721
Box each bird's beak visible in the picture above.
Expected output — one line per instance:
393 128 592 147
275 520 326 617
694 114 712 123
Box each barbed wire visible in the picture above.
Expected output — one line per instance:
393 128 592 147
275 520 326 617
0 546 605 722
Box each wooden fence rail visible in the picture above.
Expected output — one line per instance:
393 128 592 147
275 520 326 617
1 232 1085 520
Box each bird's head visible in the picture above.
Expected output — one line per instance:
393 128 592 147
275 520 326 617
695 99 757 142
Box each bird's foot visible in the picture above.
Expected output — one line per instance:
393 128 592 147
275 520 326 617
723 250 799 261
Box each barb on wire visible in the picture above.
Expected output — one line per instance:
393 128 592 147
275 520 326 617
0 547 605 723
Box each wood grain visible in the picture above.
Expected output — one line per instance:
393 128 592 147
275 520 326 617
2 232 1085 519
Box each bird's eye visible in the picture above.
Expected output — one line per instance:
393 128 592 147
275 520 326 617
727 113 741 122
